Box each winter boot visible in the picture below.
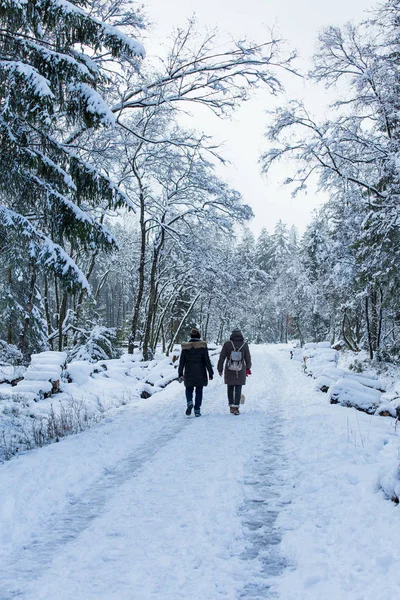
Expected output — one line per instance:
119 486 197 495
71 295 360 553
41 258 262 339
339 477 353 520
194 410 201 417
230 406 240 415
185 402 193 416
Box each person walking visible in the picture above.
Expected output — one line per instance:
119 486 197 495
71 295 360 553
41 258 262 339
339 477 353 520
178 328 214 417
217 329 251 415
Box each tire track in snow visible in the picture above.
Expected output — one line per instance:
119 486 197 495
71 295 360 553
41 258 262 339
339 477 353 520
0 419 189 600
239 350 289 599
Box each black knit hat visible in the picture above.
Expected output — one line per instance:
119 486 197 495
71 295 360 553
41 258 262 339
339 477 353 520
231 329 242 337
191 328 201 339
230 329 244 341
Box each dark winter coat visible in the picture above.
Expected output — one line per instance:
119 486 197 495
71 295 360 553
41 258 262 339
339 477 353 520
217 331 251 386
178 339 214 387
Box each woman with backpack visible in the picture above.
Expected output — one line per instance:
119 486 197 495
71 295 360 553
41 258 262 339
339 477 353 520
178 328 214 417
217 329 251 415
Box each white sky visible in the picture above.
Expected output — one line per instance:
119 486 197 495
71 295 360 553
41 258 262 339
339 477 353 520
142 0 374 236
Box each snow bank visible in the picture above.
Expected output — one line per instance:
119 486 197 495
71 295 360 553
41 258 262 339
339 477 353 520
380 466 400 503
375 401 398 418
303 341 331 350
291 347 303 361
303 345 339 377
276 344 400 598
328 378 381 414
65 360 96 385
0 365 25 384
121 352 143 363
302 343 392 419
15 380 53 395
0 343 222 461
343 371 385 391
315 367 386 394
144 356 178 387
0 348 190 460
315 374 336 393
307 359 338 378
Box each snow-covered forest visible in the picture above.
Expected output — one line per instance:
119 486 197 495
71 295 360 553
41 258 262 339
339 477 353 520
0 0 396 365
3 1 400 599
0 0 291 363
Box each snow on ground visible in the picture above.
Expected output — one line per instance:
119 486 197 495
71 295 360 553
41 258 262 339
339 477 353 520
1 345 400 599
275 347 400 599
0 350 183 460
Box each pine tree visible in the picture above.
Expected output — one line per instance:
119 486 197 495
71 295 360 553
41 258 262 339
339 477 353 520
0 0 145 289
270 220 290 275
255 228 274 274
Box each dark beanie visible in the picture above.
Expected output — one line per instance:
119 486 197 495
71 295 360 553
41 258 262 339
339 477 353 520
191 328 201 339
231 329 242 337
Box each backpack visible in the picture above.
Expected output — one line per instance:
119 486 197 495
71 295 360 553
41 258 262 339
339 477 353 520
227 340 246 372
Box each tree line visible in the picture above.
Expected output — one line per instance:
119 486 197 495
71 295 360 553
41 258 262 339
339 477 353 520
0 0 292 360
0 0 399 364
262 0 400 361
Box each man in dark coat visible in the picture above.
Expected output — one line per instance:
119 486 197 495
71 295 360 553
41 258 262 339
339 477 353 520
178 328 214 417
217 329 251 415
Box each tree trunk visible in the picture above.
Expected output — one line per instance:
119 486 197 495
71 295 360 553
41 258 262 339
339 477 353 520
74 245 100 324
58 294 68 352
161 322 166 354
203 297 212 341
143 229 164 361
128 171 146 353
377 286 383 350
54 274 60 321
44 275 54 350
330 309 336 346
19 262 37 358
365 296 373 360
151 288 179 353
370 286 378 355
7 267 12 345
217 319 225 345
297 320 305 347
365 285 380 360
342 311 360 353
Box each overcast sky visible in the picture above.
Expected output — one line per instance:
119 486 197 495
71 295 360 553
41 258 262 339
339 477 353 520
142 0 375 236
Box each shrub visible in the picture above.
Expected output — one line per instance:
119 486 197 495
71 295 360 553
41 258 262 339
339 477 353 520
0 340 22 366
68 326 118 363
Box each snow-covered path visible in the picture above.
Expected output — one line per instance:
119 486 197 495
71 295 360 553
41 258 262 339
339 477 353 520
1 345 400 600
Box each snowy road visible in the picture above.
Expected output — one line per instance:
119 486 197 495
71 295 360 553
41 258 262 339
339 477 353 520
1 345 400 599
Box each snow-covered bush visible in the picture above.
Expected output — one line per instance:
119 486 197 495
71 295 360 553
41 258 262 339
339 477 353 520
68 326 118 363
0 340 25 384
0 340 22 366
348 358 371 373
0 398 101 461
375 346 400 365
